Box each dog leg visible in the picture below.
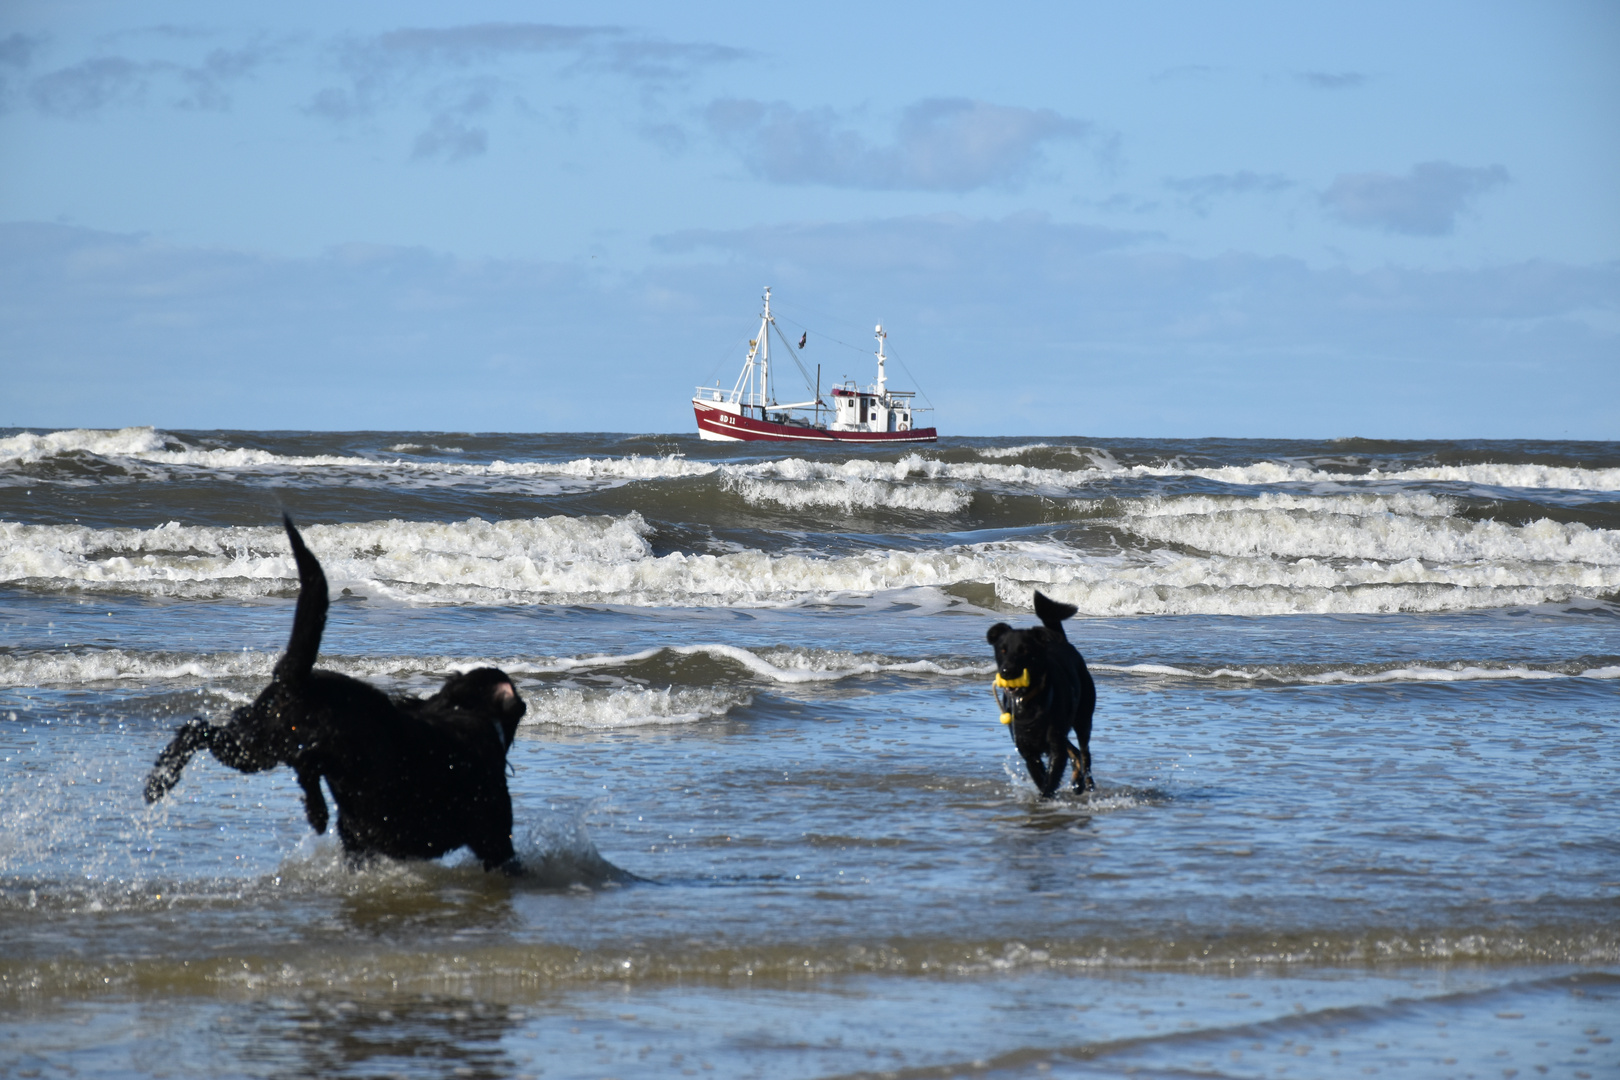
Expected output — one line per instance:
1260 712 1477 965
1042 737 1074 797
143 718 214 804
468 797 518 873
1026 751 1069 798
144 706 293 804
295 764 329 834
1066 740 1095 792
1021 753 1053 796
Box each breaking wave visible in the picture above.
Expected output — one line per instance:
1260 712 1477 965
521 685 748 728
0 426 715 492
3 499 1617 614
6 641 1615 699
11 430 1618 498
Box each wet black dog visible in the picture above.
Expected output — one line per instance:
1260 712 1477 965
987 591 1096 797
144 515 528 872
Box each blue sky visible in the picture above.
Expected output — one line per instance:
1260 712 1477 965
2 1 1616 437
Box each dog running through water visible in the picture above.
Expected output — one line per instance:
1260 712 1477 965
144 515 528 872
986 591 1097 797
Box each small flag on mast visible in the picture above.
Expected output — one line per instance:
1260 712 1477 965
797 332 807 349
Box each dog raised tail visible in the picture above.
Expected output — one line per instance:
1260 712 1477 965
272 514 328 686
1033 590 1078 636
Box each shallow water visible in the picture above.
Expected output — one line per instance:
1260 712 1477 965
2 428 1617 1077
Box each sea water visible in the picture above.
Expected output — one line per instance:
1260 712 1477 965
1 427 1616 1079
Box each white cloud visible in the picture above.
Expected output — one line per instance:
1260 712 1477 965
703 97 1096 192
1164 171 1294 214
1297 71 1367 90
1321 161 1510 236
411 113 487 161
296 22 746 161
29 56 152 115
0 32 40 67
25 41 274 116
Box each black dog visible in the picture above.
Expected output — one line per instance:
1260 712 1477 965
987 591 1096 797
144 515 528 872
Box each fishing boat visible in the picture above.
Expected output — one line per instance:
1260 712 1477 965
692 288 938 443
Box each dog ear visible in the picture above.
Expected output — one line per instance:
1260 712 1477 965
1033 591 1077 630
986 622 1011 645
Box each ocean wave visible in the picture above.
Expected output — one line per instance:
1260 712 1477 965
0 929 1612 998
1114 459 1620 492
4 513 1616 615
730 453 1103 491
9 430 1616 501
385 443 465 454
1118 497 1620 565
0 426 176 465
10 643 1612 693
975 443 1058 459
528 643 987 684
1095 661 1620 684
0 649 276 688
0 514 655 593
722 474 972 513
0 643 991 691
0 426 715 488
521 685 749 728
732 453 1620 497
1373 462 1620 491
1121 490 1458 520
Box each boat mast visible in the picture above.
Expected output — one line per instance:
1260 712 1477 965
874 324 888 399
758 287 772 412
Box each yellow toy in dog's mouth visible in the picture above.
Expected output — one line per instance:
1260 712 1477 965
992 669 1029 724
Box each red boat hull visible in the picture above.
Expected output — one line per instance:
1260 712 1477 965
694 401 937 443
